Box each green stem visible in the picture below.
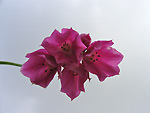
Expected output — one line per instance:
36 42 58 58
0 61 22 67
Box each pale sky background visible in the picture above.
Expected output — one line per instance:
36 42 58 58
0 0 150 113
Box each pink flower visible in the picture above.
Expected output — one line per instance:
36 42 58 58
60 63 89 100
41 28 87 65
83 40 123 81
21 27 124 101
21 49 59 88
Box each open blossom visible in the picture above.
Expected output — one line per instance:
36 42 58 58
41 28 86 65
60 63 89 100
21 49 60 88
82 40 123 81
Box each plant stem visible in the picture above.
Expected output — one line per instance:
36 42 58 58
0 61 22 67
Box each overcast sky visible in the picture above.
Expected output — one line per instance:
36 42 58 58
0 0 150 113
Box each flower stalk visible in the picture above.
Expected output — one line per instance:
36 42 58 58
0 61 22 67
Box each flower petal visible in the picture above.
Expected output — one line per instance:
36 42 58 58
72 35 87 62
41 29 62 53
86 40 114 54
61 28 79 43
82 60 107 81
26 49 49 58
98 47 124 66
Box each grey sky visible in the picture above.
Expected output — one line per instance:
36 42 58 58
0 0 150 113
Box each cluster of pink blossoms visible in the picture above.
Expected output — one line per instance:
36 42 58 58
21 28 123 100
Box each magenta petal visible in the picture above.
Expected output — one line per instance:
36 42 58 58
45 55 57 67
26 49 49 58
30 67 57 88
95 61 120 76
98 47 124 66
87 40 114 53
72 35 87 61
91 40 114 48
41 37 59 53
44 29 63 45
83 60 107 81
41 30 62 53
61 28 79 42
52 52 77 65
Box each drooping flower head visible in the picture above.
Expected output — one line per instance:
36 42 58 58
21 27 124 101
83 40 123 81
41 28 87 65
21 49 59 88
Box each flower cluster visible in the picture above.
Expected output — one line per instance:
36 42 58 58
21 28 123 100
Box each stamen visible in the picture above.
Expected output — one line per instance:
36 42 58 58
89 52 100 63
61 42 71 53
72 71 78 76
60 42 73 56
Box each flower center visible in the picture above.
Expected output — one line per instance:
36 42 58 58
89 51 100 62
72 71 78 76
42 59 54 73
61 42 72 55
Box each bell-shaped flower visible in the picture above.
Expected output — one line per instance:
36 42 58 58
41 28 86 65
60 63 89 100
21 49 59 88
83 40 123 81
